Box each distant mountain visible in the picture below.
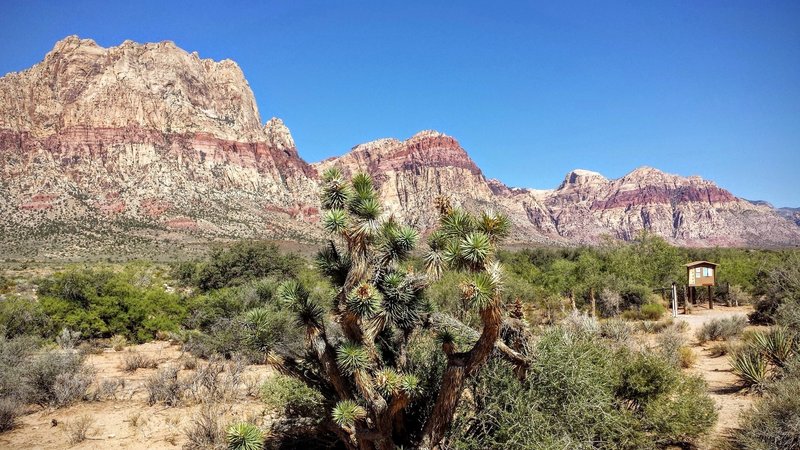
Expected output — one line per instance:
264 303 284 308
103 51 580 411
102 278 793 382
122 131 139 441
1 36 798 258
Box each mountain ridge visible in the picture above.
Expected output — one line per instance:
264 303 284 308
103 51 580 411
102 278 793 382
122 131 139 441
1 36 797 257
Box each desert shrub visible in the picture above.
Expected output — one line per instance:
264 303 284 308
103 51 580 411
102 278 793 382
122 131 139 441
622 302 666 321
38 266 186 342
183 404 225 450
145 366 183 406
260 375 324 418
171 261 200 286
696 315 748 343
0 336 38 401
122 351 158 372
562 310 599 336
96 378 125 400
600 318 633 343
0 295 48 338
109 334 127 351
0 273 11 294
0 398 18 432
679 347 697 368
448 327 716 449
226 422 264 450
195 241 302 292
749 253 800 328
640 302 666 321
727 285 753 307
733 371 800 449
64 415 94 444
709 342 733 357
656 328 687 368
55 327 81 350
730 346 769 390
25 350 93 407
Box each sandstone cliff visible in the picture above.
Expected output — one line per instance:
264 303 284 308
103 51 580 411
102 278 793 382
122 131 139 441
1 36 797 257
0 36 320 253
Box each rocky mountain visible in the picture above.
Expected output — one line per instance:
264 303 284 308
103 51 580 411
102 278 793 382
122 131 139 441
1 36 797 258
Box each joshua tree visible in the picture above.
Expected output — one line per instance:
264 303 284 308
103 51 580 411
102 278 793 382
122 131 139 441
266 168 529 450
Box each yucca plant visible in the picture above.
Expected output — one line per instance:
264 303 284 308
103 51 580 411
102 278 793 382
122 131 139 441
730 346 769 390
752 326 796 368
226 422 264 450
260 169 530 450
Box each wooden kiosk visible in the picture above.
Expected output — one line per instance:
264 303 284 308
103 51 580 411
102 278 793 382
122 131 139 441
685 261 718 310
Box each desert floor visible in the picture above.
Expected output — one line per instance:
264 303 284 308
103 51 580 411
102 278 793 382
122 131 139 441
0 305 756 449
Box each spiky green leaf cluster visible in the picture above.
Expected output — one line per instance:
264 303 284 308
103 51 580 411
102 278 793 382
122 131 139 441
460 232 491 268
378 220 419 266
323 209 348 234
226 422 264 450
332 400 367 427
315 241 351 287
375 368 421 397
477 211 511 242
321 168 352 211
346 282 383 318
376 270 424 331
336 342 371 374
461 272 497 310
278 280 323 326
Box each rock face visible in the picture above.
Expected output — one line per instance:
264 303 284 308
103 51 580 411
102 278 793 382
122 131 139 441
1 36 798 256
0 36 320 252
319 136 800 247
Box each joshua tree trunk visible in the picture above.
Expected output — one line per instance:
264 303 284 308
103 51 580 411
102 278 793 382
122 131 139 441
420 304 503 448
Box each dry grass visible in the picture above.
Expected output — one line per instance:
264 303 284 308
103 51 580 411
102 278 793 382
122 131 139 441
64 415 95 445
122 352 159 372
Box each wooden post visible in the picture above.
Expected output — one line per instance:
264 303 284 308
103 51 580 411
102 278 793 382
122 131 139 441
590 287 596 318
683 285 688 315
708 285 713 310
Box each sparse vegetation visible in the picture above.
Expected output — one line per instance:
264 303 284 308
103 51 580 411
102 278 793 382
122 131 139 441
696 315 749 343
122 351 159 372
64 415 95 445
1 187 799 447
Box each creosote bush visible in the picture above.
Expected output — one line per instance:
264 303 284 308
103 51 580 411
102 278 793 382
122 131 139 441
260 375 323 418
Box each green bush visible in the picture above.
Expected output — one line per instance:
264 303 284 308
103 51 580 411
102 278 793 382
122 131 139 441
195 241 302 291
448 327 716 449
621 302 666 321
640 303 666 321
38 266 186 342
260 375 324 418
696 315 748 343
0 295 48 338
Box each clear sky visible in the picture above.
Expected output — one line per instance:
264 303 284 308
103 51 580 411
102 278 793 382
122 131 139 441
1 1 798 206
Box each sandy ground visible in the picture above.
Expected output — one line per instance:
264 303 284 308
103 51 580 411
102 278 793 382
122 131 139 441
674 305 757 448
0 306 758 449
0 341 274 449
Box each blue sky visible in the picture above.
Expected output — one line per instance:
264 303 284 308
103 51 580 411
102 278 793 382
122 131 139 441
1 1 799 206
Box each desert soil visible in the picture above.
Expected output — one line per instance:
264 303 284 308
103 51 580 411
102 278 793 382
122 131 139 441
675 304 757 448
0 341 275 449
0 306 757 449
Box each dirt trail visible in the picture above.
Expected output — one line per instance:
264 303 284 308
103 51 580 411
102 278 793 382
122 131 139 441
674 305 756 447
